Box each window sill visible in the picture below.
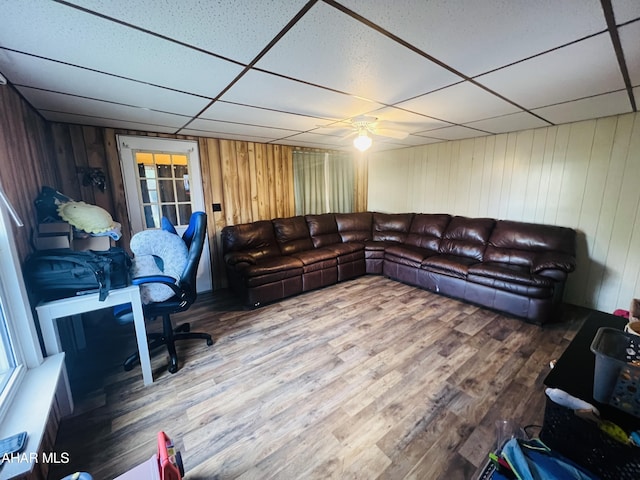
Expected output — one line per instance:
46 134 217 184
0 353 65 480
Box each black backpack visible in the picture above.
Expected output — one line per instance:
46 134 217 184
23 247 131 302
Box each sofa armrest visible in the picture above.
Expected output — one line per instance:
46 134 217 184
532 252 576 273
225 252 256 267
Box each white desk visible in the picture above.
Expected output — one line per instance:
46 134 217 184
36 285 152 412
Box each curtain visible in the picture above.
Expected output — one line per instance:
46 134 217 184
293 150 354 215
326 151 354 213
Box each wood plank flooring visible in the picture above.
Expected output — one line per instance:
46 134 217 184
47 276 589 480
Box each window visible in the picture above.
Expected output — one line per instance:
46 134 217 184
0 188 44 423
135 151 192 228
0 297 16 396
293 150 355 215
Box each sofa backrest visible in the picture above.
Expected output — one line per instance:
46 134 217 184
372 213 414 242
485 220 576 266
405 214 451 251
221 220 280 260
335 212 372 242
439 216 495 261
273 216 314 255
305 214 341 248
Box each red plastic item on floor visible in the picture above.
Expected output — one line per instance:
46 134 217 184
158 431 182 480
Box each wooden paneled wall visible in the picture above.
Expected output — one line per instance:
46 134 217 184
46 127 297 289
368 112 640 315
0 85 58 262
198 138 294 288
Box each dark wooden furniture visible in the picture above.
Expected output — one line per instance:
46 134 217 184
544 310 640 430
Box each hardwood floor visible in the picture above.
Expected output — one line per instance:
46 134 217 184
48 276 589 480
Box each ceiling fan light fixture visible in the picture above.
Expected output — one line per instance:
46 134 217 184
353 132 372 152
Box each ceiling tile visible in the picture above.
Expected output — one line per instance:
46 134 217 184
220 70 384 119
42 111 180 134
0 0 637 151
0 0 243 97
254 2 460 104
620 21 640 86
416 125 490 141
338 0 606 76
363 107 452 133
64 0 311 64
366 142 412 152
178 130 283 144
181 118 301 139
199 101 323 131
477 33 626 109
396 81 520 125
392 135 443 146
464 111 551 133
275 132 349 150
532 90 632 124
611 0 640 23
17 86 190 128
0 50 210 116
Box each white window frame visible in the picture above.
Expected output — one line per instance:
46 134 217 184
0 191 44 423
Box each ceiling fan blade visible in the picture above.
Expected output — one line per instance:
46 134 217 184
374 128 409 140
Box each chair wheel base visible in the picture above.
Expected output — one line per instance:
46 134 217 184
206 338 214 346
124 363 135 372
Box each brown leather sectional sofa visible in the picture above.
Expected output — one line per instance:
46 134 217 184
221 212 577 325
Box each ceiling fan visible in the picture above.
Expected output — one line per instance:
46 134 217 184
320 116 409 152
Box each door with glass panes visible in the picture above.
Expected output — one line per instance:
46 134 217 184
117 136 212 292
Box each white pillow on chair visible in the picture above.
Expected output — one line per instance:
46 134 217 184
130 229 189 304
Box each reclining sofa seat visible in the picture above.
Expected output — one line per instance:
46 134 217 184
221 220 303 306
306 214 365 281
221 212 576 324
273 216 338 293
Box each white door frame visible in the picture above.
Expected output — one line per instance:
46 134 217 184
117 135 212 293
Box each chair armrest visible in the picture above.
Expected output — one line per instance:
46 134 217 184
532 252 576 273
132 275 181 295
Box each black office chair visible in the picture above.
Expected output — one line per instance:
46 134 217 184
116 211 213 374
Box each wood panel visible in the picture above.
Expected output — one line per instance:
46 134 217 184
368 112 640 314
47 277 589 480
0 85 58 262
46 128 297 290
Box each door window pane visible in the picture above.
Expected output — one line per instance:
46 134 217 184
161 205 177 226
143 205 160 229
178 204 192 225
135 151 192 228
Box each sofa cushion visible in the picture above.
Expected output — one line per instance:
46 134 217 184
335 212 372 242
385 244 438 268
372 212 413 242
273 216 314 255
488 220 575 254
221 220 280 260
405 213 451 250
485 220 576 273
241 256 304 287
467 273 553 298
290 247 338 266
468 262 554 288
439 216 495 261
305 214 342 248
323 242 365 263
421 254 479 278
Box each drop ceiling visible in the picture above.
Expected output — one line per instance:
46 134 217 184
0 0 638 152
